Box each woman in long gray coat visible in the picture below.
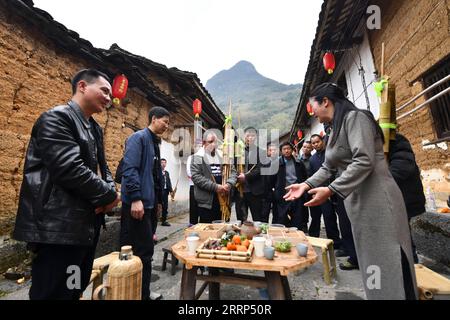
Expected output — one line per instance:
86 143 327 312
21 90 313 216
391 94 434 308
285 83 417 300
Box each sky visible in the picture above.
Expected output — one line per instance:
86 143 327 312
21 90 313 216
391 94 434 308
33 0 323 86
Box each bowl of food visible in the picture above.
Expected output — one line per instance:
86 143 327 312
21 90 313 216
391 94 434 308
273 237 292 253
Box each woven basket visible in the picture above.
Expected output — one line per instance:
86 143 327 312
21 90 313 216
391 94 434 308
93 246 143 300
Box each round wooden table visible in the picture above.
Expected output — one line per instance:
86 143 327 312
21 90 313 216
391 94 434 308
172 239 318 300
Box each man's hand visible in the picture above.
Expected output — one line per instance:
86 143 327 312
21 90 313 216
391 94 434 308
237 173 246 183
95 195 120 215
304 187 332 207
131 200 145 221
216 184 229 195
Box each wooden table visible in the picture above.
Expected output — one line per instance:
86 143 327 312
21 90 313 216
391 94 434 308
172 239 318 300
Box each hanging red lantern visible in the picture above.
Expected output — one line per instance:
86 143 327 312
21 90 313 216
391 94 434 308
307 102 314 116
193 99 202 118
297 130 303 140
112 74 129 107
294 138 299 146
323 52 336 75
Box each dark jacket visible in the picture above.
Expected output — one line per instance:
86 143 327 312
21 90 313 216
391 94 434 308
299 155 312 177
310 149 334 187
13 102 117 246
243 145 265 196
121 128 163 209
262 156 279 199
162 170 173 193
271 157 308 202
388 134 426 218
310 149 326 175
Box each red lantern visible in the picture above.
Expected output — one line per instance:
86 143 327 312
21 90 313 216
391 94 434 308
112 74 129 107
323 52 335 75
193 99 202 118
294 138 299 146
297 130 303 140
320 131 325 137
307 102 314 116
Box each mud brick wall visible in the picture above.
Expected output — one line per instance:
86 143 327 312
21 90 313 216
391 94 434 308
369 0 450 204
0 7 182 236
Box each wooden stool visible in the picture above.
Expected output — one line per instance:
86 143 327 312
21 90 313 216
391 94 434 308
162 247 179 275
415 264 450 300
306 236 336 285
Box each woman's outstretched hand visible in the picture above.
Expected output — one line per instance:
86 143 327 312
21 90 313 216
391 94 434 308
284 183 310 201
304 187 333 207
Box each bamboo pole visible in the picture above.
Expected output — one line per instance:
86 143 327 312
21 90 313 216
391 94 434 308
218 100 233 221
378 42 396 156
236 110 245 197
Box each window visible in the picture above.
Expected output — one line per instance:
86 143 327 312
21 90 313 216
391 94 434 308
422 55 450 139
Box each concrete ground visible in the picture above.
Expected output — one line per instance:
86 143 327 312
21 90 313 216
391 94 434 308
1 211 449 300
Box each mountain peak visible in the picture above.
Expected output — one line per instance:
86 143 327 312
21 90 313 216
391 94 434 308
205 60 302 131
230 60 257 73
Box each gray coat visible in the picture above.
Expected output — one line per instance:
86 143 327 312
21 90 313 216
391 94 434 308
306 111 418 300
191 152 237 210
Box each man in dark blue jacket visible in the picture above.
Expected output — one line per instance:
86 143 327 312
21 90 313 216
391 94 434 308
120 106 170 300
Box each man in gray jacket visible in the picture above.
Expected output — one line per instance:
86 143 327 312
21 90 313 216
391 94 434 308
191 131 237 223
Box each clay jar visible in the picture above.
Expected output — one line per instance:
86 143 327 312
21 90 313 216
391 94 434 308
240 221 261 240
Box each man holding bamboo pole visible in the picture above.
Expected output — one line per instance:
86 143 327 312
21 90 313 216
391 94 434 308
191 131 237 223
235 127 266 222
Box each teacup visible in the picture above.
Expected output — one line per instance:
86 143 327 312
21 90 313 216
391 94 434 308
296 243 308 257
264 246 275 260
186 236 200 256
188 232 200 238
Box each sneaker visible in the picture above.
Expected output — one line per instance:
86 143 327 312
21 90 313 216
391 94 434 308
339 260 359 270
335 249 349 257
161 221 171 227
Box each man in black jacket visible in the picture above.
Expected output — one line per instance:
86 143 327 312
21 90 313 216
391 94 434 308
13 69 120 300
160 158 173 226
235 127 266 222
261 143 279 223
271 142 308 231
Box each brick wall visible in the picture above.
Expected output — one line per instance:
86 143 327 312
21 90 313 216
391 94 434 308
0 7 189 236
369 0 450 205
